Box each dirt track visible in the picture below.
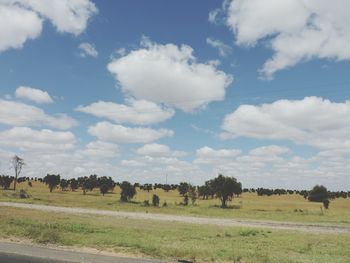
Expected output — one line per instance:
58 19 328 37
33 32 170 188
1 202 349 234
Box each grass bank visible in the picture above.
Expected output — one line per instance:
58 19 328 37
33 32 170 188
1 206 350 263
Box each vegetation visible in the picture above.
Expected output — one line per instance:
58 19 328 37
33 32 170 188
1 207 350 263
1 177 350 225
11 155 24 191
120 181 136 202
43 174 61 192
211 174 242 208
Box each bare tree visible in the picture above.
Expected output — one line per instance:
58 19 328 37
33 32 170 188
11 155 25 191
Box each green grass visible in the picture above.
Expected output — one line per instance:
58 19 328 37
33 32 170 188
1 206 350 263
1 181 350 226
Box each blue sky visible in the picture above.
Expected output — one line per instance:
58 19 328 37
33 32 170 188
0 0 350 190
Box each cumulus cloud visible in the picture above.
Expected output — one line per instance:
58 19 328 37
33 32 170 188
78 42 98 58
76 140 119 159
0 0 97 52
194 146 241 164
76 99 174 125
107 37 232 112
15 86 53 104
0 127 76 151
225 0 350 78
88 122 174 144
206 37 232 57
136 143 186 157
221 97 350 150
0 99 77 129
0 3 42 52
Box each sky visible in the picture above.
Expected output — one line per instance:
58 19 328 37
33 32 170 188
0 0 350 190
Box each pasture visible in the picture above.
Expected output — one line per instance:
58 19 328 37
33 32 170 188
1 181 350 226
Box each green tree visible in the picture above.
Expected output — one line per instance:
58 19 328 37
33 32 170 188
43 174 61 192
308 185 328 202
152 194 160 207
60 179 69 191
178 182 190 196
211 174 242 208
120 181 136 202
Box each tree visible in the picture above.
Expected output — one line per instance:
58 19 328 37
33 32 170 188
188 185 197 205
0 175 14 190
211 174 242 208
152 194 160 207
308 185 329 202
178 182 190 196
60 179 69 191
120 181 136 202
43 174 61 192
11 155 24 191
100 183 109 196
69 178 79 192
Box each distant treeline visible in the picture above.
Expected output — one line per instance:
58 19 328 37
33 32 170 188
1 174 349 200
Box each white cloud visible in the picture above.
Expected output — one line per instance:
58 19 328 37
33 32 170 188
76 140 119 159
88 121 174 144
136 143 186 157
107 37 232 112
194 146 241 164
0 127 76 152
76 99 174 125
221 97 350 150
0 3 42 51
0 99 77 130
249 145 290 156
15 86 53 104
0 0 97 52
78 42 98 58
206 37 232 57
225 0 350 79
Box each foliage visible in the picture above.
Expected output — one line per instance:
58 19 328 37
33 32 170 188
178 182 190 196
308 185 328 202
60 179 69 191
152 194 160 207
120 181 136 202
43 174 61 192
211 174 242 208
0 175 14 190
188 185 197 205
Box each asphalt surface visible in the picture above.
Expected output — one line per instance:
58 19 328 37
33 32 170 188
0 242 164 263
1 202 350 234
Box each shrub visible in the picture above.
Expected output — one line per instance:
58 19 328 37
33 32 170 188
323 199 330 209
19 189 29 199
152 194 160 207
43 174 60 192
308 185 328 202
120 181 136 202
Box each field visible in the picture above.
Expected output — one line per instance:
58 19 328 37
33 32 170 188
1 181 350 226
1 181 350 262
1 207 350 263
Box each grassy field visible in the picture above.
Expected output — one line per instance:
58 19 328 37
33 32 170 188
1 181 350 226
1 206 350 263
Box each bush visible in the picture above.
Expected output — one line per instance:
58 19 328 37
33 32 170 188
152 194 160 207
308 185 328 202
19 189 29 199
162 201 168 207
120 181 136 202
143 200 150 207
323 199 330 209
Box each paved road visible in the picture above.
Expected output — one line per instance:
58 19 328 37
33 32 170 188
1 202 350 234
0 242 164 263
